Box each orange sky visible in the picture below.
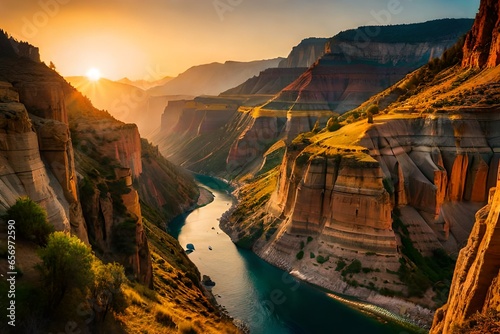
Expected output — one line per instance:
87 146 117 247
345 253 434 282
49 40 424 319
0 0 480 80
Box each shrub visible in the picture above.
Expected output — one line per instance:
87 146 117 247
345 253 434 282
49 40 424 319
154 306 176 328
327 117 342 132
316 255 330 264
5 197 54 245
335 260 347 271
178 321 198 334
342 259 362 276
296 250 304 260
366 105 379 115
307 236 313 243
310 252 316 259
90 261 126 322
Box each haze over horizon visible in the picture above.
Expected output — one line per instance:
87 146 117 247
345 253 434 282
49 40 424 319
1 0 480 80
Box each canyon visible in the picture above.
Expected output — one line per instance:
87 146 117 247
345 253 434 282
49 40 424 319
152 3 500 330
1 0 499 331
0 31 238 333
155 19 474 179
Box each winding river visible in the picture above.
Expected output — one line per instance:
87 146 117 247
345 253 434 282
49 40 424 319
169 180 419 334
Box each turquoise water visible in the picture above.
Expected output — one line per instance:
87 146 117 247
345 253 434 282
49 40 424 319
169 183 418 334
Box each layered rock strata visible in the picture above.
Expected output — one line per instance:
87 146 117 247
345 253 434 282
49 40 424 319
0 82 71 232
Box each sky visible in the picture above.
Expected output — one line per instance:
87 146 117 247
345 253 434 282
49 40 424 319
0 0 480 80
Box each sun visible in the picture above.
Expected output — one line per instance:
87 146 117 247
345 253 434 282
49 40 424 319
86 68 101 81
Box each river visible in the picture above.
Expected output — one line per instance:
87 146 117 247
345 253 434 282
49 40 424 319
169 180 419 334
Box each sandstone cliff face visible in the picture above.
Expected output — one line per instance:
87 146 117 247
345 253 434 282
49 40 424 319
462 0 500 67
0 82 71 233
431 171 500 333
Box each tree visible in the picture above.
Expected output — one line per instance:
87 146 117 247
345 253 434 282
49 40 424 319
366 104 379 115
37 232 94 309
367 111 374 124
6 197 54 245
90 261 126 322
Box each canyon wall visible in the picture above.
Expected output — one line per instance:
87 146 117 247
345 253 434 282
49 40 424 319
462 0 500 68
272 19 473 114
431 169 500 333
0 82 72 233
220 109 500 324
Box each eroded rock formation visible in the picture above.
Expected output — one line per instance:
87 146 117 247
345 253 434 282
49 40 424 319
431 170 500 333
462 0 500 67
0 82 71 233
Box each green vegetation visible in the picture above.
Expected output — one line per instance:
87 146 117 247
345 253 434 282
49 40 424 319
335 260 347 271
393 212 455 302
307 236 313 243
316 255 330 264
112 218 138 255
327 116 342 132
296 250 304 260
5 197 54 246
341 259 362 276
37 232 94 309
310 252 316 259
90 261 127 322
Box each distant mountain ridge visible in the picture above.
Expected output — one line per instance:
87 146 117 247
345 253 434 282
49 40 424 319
147 58 284 96
267 18 474 113
278 37 328 68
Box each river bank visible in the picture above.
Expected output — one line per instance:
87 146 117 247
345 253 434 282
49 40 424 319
175 179 421 333
219 201 432 333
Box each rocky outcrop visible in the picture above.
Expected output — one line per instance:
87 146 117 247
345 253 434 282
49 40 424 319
16 82 68 123
462 0 500 67
9 38 41 63
269 151 396 254
0 30 40 62
224 110 500 322
278 37 328 68
431 170 500 333
0 82 71 232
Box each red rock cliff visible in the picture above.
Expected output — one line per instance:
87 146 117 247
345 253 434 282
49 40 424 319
431 168 500 333
462 0 500 67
